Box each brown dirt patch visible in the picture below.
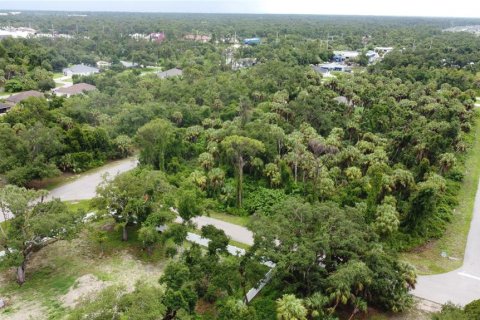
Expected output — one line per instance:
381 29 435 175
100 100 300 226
61 274 107 308
0 300 46 320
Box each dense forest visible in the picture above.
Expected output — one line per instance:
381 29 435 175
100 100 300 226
1 12 480 320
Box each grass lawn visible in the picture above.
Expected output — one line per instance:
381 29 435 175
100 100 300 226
53 72 64 79
28 172 77 190
141 66 162 72
65 199 93 212
207 211 251 227
402 110 480 274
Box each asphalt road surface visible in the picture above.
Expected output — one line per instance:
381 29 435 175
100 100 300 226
413 177 480 306
0 158 138 223
175 216 254 246
45 157 139 202
1 158 255 248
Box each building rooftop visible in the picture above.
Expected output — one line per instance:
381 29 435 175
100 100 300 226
63 64 100 74
120 61 139 68
157 68 183 79
55 83 97 96
6 90 44 105
334 50 359 57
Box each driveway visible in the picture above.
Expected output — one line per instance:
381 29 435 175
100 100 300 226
413 177 480 306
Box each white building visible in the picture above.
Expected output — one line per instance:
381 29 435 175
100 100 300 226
374 47 394 55
312 63 351 74
63 64 100 77
333 51 360 62
0 27 36 39
96 61 112 69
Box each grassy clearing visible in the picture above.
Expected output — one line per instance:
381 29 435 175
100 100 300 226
65 199 93 213
207 211 251 227
0 219 167 319
53 72 65 79
28 172 78 191
402 110 480 274
228 239 251 250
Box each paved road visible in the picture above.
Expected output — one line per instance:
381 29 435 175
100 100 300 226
0 158 138 223
1 157 255 249
175 215 254 246
413 177 480 306
45 157 138 202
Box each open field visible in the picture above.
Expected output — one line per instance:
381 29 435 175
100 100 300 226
0 220 167 319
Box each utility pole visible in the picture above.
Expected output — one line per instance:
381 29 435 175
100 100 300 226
49 23 55 37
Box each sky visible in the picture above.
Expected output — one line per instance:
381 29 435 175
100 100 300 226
1 0 480 18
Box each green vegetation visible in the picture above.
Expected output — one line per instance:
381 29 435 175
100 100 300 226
432 299 480 320
403 110 480 274
1 12 480 320
207 211 250 227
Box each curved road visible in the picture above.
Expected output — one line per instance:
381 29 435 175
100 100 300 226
44 157 138 202
1 157 254 245
413 176 480 306
4 156 480 306
0 158 138 223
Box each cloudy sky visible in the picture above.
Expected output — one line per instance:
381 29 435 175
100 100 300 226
1 0 480 18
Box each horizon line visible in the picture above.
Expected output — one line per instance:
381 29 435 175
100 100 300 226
0 9 479 20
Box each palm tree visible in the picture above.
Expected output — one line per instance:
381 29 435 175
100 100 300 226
276 294 307 320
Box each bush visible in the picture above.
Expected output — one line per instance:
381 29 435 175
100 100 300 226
59 152 103 173
243 187 287 215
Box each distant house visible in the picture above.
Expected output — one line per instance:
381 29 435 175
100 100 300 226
63 64 100 77
374 47 394 55
6 90 44 105
243 38 261 45
0 26 36 39
96 60 111 69
366 50 380 63
232 58 257 70
0 103 11 114
149 32 166 43
120 61 139 68
54 83 97 97
333 51 359 62
157 68 183 79
312 63 351 74
184 34 211 43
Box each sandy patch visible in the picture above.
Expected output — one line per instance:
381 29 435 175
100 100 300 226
414 298 442 313
98 252 165 292
61 274 107 308
388 298 440 320
0 301 46 320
